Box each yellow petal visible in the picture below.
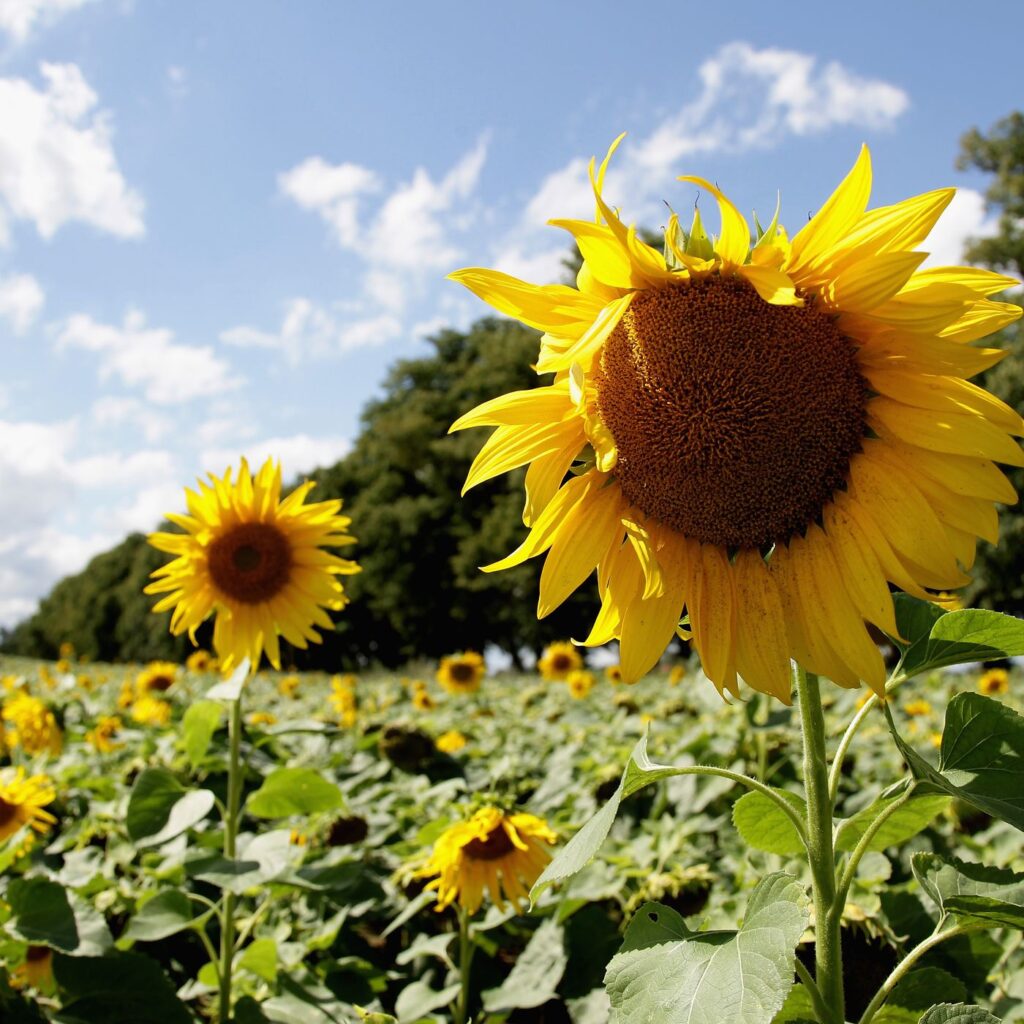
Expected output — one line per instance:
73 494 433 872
676 175 750 266
825 251 926 313
451 381 572 432
737 264 803 306
463 419 585 494
732 550 792 702
938 300 1023 344
686 542 738 697
536 293 633 374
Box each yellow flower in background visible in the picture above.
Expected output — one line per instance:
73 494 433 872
931 591 964 612
329 675 358 726
2 694 62 756
278 673 301 699
131 695 172 727
436 729 468 753
416 806 556 914
185 649 215 673
0 768 56 844
537 641 583 681
117 679 135 710
412 687 436 712
146 457 360 672
436 652 486 694
247 710 277 727
55 659 71 675
10 945 55 991
58 642 75 660
605 664 623 684
903 699 932 718
668 665 686 687
566 669 595 699
136 661 178 695
979 667 1010 695
85 715 123 753
450 139 1022 701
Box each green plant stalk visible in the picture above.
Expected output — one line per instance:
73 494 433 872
454 906 475 1024
218 694 244 1023
834 787 914 906
796 666 844 1024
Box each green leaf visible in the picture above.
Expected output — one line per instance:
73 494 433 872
885 694 1024 831
902 609 1024 676
917 1006 1002 1024
180 701 223 767
238 938 278 982
53 952 193 1024
604 872 808 1024
126 768 215 847
893 593 948 650
618 903 690 952
835 793 949 853
122 890 195 943
732 790 806 855
483 917 568 1012
771 983 817 1024
6 878 112 957
393 974 460 1023
913 853 1024 929
246 767 344 818
873 967 966 1024
188 829 298 894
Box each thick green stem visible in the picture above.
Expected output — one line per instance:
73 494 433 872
453 907 474 1024
857 922 988 1024
218 695 244 1023
796 666 844 1024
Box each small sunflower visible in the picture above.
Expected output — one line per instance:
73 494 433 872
146 458 360 672
247 710 278 727
58 641 75 660
903 699 932 718
979 667 1010 695
566 669 595 699
2 693 62 756
450 139 1022 701
436 652 486 694
0 769 56 844
537 641 583 681
185 649 215 673
437 729 468 753
85 715 123 753
416 806 556 914
605 664 624 684
412 686 436 711
329 675 358 726
136 661 178 695
278 673 301 699
131 695 172 728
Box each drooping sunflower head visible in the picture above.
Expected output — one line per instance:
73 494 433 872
136 661 178 695
450 137 1023 703
979 667 1010 696
537 640 583 681
436 651 486 694
415 805 556 915
0 768 57 844
146 458 360 673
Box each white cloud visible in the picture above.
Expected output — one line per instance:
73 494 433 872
522 43 909 230
0 0 95 42
921 187 997 267
166 65 188 100
0 272 43 333
278 157 381 247
57 309 240 403
202 433 351 478
0 62 144 242
221 297 401 362
115 481 185 532
90 395 172 443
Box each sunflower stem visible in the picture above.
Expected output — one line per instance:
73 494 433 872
454 905 475 1024
795 665 844 1024
218 693 244 1023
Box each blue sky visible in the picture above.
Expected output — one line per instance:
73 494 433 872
0 0 1019 624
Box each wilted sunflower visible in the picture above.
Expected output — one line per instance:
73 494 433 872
136 661 178 695
0 769 56 844
450 139 1023 700
146 458 360 672
436 651 486 694
979 667 1010 695
537 640 583 681
416 806 556 914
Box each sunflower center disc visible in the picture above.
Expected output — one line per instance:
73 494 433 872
596 276 867 548
449 663 476 684
207 522 292 604
0 797 18 830
464 826 516 861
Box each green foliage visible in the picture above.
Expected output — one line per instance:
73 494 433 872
126 768 216 847
245 767 343 818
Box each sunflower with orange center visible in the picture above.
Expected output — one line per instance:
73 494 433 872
416 806 556 915
146 458 360 672
537 640 583 681
450 138 1023 701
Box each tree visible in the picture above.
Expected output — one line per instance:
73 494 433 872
955 113 1024 612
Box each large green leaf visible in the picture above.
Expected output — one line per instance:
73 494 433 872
6 878 112 957
483 917 568 1012
126 768 215 847
835 792 950 853
239 938 278 982
604 873 808 1024
885 694 1024 831
917 1006 1002 1024
122 890 196 943
187 829 298 894
901 609 1024 676
913 853 1024 929
180 700 223 767
873 967 966 1024
246 767 344 818
732 791 806 855
394 973 460 1024
893 594 948 650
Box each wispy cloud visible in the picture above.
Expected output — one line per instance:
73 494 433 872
0 0 97 43
0 272 44 334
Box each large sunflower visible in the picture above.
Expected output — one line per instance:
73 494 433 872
146 458 360 672
450 139 1022 701
0 768 57 844
416 806 556 914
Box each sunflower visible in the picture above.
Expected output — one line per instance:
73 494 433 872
979 667 1010 695
146 458 360 672
668 665 685 687
416 806 556 914
436 729 468 753
185 649 215 673
248 710 278 727
537 640 583 681
85 715 123 753
131 695 172 728
566 669 595 699
0 769 56 844
412 686 436 711
605 664 623 684
903 699 932 718
436 652 486 694
329 675 358 726
278 673 301 699
136 660 178 695
10 946 55 992
450 139 1022 701
2 694 62 756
